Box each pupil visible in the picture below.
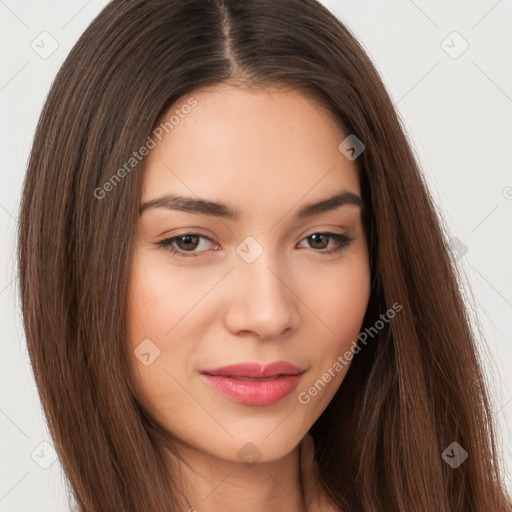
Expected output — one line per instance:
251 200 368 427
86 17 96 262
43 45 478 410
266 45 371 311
310 234 327 249
178 235 199 250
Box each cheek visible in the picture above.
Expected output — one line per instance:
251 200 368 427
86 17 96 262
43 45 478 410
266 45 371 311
126 252 214 342
125 257 247 454
125 255 196 407
327 270 370 347
304 254 371 351
294 258 370 407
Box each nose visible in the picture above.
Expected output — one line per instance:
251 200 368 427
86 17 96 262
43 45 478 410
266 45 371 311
223 249 300 340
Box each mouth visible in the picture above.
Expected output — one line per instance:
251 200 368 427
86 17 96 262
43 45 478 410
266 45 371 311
200 360 305 378
199 361 306 406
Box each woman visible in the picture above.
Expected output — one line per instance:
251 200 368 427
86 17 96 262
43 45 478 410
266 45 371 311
17 0 511 510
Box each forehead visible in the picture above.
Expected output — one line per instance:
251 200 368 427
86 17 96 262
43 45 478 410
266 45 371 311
141 85 361 212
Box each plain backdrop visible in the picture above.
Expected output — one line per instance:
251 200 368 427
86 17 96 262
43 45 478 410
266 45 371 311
1 1 511 510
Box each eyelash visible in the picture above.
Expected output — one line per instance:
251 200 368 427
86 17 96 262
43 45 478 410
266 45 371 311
155 232 353 259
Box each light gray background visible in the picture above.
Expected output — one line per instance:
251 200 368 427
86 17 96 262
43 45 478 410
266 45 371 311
1 1 511 510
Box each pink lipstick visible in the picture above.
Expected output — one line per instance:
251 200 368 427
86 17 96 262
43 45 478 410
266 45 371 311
200 361 305 406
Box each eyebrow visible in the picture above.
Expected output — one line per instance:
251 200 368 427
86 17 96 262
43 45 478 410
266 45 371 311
139 189 364 220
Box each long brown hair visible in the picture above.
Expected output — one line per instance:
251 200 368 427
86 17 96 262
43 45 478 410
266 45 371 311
17 0 511 510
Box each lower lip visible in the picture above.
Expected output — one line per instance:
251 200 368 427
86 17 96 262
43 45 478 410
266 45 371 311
200 373 303 406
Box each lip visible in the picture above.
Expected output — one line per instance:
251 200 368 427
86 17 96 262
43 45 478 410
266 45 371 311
200 361 305 406
201 361 305 378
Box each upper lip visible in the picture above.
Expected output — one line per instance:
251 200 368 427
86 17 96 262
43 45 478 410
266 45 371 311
201 361 305 378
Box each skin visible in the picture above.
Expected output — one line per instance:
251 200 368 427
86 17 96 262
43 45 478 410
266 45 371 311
126 84 371 512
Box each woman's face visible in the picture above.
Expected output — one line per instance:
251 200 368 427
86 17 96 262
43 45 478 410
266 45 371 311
127 84 371 464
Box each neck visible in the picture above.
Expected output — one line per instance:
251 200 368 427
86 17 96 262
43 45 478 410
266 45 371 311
170 439 306 512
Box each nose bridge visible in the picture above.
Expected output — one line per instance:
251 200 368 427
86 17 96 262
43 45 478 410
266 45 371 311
227 235 298 337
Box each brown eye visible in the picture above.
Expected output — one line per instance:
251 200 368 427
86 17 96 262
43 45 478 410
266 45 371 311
156 231 353 260
307 233 330 249
299 232 353 256
175 234 200 251
156 233 215 258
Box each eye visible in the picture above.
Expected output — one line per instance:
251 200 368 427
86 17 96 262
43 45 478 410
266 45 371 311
297 232 353 256
156 231 353 259
156 233 217 258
